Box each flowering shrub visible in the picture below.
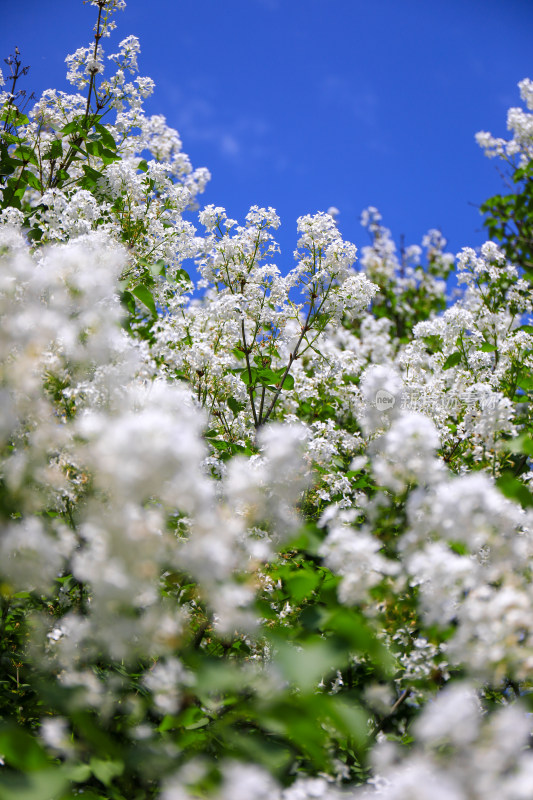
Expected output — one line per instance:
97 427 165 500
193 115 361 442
1 2 533 799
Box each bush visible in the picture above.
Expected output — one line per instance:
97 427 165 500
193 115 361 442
1 3 533 798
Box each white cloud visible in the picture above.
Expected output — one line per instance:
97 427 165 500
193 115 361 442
159 80 274 163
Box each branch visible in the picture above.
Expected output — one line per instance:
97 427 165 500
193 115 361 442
259 294 316 427
241 319 259 427
370 688 411 738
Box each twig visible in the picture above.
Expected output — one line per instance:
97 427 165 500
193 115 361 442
260 295 316 426
370 688 411 738
241 320 259 427
50 1 105 187
192 621 209 650
0 597 10 642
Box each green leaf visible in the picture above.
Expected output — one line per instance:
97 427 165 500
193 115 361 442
256 367 279 385
55 168 70 183
228 397 245 415
86 140 102 158
480 342 497 352
0 108 29 125
0 157 18 176
175 268 191 283
196 661 249 694
0 726 51 771
89 758 124 787
422 334 443 353
322 608 395 673
99 147 120 165
206 437 231 452
281 373 294 390
503 433 533 457
241 367 258 386
138 159 148 172
517 374 533 392
149 258 167 278
27 227 43 243
0 131 19 145
449 540 470 556
131 284 157 316
497 472 533 508
185 716 210 730
285 569 320 602
287 525 324 556
246 366 295 390
64 763 92 783
329 696 369 747
254 354 272 368
0 770 69 800
442 351 462 370
81 164 103 183
60 120 81 135
43 139 63 160
13 145 38 166
273 637 342 691
22 170 43 192
158 714 179 732
93 122 116 151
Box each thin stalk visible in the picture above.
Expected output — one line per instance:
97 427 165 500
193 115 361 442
258 385 267 425
443 436 464 464
370 688 411 738
193 621 209 650
241 320 259 427
83 1 105 125
260 295 316 427
65 498 86 612
0 597 10 641
50 1 105 188
2 48 26 132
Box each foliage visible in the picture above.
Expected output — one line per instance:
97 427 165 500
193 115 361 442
480 161 533 273
478 83 533 273
1 3 533 799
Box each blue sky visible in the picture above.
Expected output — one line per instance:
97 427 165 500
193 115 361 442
2 0 533 267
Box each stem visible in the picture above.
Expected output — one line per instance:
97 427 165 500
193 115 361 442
241 320 259 427
193 621 209 649
2 48 24 132
260 353 294 427
84 1 105 125
258 385 266 425
6 156 31 198
443 436 464 464
50 2 105 188
511 452 529 477
65 496 76 531
260 296 316 427
65 498 86 612
0 596 10 642
370 688 411 738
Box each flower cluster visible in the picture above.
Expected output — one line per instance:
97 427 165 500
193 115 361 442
1 5 533 800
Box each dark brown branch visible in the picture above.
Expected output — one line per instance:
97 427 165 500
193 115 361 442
370 688 411 738
241 319 259 427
